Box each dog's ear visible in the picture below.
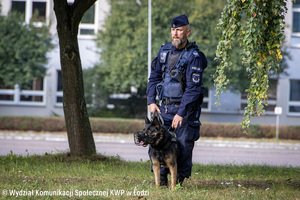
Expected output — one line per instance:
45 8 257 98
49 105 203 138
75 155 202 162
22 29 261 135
152 110 164 126
153 110 159 118
152 116 161 129
145 115 151 125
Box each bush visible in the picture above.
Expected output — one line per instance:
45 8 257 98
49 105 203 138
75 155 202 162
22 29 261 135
200 123 300 140
0 116 299 140
0 116 66 132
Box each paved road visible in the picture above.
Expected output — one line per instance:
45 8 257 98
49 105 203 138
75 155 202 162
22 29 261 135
1 132 300 167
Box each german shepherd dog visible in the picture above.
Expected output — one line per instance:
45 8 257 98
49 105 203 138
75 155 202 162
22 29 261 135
134 111 178 189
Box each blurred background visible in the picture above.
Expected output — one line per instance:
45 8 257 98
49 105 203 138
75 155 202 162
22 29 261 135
0 0 299 127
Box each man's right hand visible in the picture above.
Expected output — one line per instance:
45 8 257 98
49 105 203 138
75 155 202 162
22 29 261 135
149 103 161 114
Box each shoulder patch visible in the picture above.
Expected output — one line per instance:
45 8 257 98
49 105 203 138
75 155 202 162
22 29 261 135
192 73 201 84
193 51 200 57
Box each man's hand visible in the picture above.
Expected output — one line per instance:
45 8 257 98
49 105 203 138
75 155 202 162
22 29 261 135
149 103 161 114
172 114 183 128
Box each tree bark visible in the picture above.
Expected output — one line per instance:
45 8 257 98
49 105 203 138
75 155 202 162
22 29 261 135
53 0 96 156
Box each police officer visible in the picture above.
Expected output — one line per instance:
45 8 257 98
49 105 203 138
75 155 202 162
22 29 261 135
146 14 207 186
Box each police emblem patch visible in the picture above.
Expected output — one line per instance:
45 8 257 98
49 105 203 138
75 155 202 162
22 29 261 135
192 73 200 84
193 52 199 57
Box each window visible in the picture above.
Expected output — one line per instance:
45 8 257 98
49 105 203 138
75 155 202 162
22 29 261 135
289 80 300 114
0 78 46 105
293 0 300 34
10 0 50 26
32 1 47 22
66 1 98 38
81 4 95 24
0 81 14 102
66 1 98 37
20 77 43 91
57 70 63 92
79 4 98 38
81 3 99 38
20 78 44 103
11 1 26 19
201 87 209 110
56 70 63 105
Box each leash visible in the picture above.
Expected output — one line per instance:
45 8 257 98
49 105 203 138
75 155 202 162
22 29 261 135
168 127 178 141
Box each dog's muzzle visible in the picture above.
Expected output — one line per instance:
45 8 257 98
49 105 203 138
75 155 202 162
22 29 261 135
134 130 148 147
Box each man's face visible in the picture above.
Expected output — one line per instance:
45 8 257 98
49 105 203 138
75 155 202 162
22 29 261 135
171 25 191 48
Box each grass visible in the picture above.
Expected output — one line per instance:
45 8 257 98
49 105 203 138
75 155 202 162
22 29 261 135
0 152 299 200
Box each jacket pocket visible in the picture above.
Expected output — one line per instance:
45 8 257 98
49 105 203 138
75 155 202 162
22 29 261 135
185 120 201 142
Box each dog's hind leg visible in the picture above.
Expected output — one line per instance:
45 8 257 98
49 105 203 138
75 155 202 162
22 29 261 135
152 159 160 188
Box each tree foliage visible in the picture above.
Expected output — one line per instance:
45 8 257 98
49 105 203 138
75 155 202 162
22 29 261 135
94 0 148 94
91 0 225 99
214 0 287 130
0 12 53 88
89 0 288 120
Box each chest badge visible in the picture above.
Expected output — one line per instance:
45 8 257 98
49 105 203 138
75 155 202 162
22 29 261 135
160 52 167 63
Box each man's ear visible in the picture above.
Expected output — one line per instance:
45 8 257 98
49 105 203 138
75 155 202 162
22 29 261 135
186 28 191 37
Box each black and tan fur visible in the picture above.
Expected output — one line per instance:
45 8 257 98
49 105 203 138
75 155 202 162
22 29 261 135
134 111 178 189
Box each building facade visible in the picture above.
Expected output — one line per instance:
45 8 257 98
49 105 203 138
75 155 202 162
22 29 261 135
0 0 299 126
0 0 109 116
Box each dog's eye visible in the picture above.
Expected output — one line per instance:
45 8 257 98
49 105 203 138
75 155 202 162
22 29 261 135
151 127 158 132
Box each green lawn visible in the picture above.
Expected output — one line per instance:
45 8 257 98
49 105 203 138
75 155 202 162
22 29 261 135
0 152 299 199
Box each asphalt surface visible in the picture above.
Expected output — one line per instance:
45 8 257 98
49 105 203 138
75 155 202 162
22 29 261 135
1 131 300 167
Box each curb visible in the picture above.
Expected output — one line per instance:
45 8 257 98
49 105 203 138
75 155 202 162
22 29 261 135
0 131 299 151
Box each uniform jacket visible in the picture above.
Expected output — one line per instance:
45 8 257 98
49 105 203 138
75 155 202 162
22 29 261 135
147 41 207 117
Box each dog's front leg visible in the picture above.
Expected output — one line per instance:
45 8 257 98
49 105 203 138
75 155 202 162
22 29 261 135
168 164 177 189
152 159 160 188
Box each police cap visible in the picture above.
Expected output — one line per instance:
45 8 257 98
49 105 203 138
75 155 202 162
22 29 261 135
171 14 189 28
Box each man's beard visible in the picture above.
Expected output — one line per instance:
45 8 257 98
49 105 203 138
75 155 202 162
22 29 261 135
172 37 187 48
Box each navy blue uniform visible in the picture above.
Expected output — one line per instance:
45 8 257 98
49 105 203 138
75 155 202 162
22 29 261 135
147 41 207 178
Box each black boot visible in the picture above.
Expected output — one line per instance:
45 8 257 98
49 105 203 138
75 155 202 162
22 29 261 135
153 174 168 187
160 174 168 186
176 175 185 186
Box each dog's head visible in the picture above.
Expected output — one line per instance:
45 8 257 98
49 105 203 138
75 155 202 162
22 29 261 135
134 111 164 147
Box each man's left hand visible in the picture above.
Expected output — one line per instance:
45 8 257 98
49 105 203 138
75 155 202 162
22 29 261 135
172 114 183 128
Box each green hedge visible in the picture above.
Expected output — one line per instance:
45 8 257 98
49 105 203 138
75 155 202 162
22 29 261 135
0 116 299 140
0 116 144 133
200 123 300 140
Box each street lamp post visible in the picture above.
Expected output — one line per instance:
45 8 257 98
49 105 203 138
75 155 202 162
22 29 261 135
147 0 151 119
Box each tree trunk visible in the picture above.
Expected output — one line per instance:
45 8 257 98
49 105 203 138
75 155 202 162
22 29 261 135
53 0 96 156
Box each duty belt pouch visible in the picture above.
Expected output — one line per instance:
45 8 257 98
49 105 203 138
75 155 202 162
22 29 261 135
156 82 164 100
163 72 183 99
163 81 183 99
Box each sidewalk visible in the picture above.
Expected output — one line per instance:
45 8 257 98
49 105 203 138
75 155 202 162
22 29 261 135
1 130 299 151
